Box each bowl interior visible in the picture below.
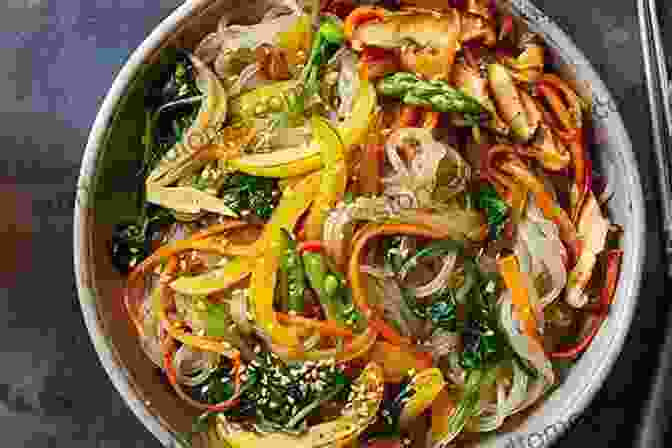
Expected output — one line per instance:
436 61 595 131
74 1 645 447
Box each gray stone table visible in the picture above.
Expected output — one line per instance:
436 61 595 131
0 0 668 447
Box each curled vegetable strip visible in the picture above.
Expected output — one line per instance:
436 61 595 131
407 254 457 299
349 223 480 346
498 291 554 385
565 192 610 308
173 345 219 387
471 360 529 432
497 156 581 267
382 128 471 207
498 256 554 385
147 54 229 189
515 199 568 308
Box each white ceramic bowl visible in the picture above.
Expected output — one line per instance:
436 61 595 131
74 1 646 447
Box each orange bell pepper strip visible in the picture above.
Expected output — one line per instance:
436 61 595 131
367 340 433 383
250 171 322 348
497 255 541 343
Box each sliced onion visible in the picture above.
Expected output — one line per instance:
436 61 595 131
229 289 253 335
430 330 461 361
515 199 567 309
471 359 530 431
510 377 549 416
446 351 466 386
498 292 554 385
229 64 262 97
383 128 471 207
409 254 457 298
360 265 393 279
173 344 220 387
336 49 360 119
323 202 356 269
138 277 165 368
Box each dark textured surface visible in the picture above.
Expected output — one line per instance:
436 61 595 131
0 0 669 447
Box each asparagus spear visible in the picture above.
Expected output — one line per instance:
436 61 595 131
378 72 486 122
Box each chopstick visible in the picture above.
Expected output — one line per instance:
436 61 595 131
638 0 672 278
635 4 672 448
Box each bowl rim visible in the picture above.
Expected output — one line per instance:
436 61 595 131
74 1 646 447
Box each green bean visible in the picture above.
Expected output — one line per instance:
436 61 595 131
280 229 306 313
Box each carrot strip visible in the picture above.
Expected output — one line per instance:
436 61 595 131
277 312 355 338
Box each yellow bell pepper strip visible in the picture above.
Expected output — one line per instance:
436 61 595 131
349 223 477 346
169 256 255 295
250 172 322 347
229 79 376 178
304 116 347 240
228 145 325 178
218 363 384 448
366 341 433 383
399 368 446 427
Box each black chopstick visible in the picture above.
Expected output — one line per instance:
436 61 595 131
638 0 672 278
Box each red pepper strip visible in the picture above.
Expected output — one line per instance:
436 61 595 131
344 6 386 41
499 158 582 267
276 312 355 338
499 14 514 41
566 129 593 223
359 142 384 195
423 110 441 129
536 83 573 131
394 105 423 129
322 0 357 19
162 336 242 411
550 249 623 359
298 240 325 254
483 144 519 205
